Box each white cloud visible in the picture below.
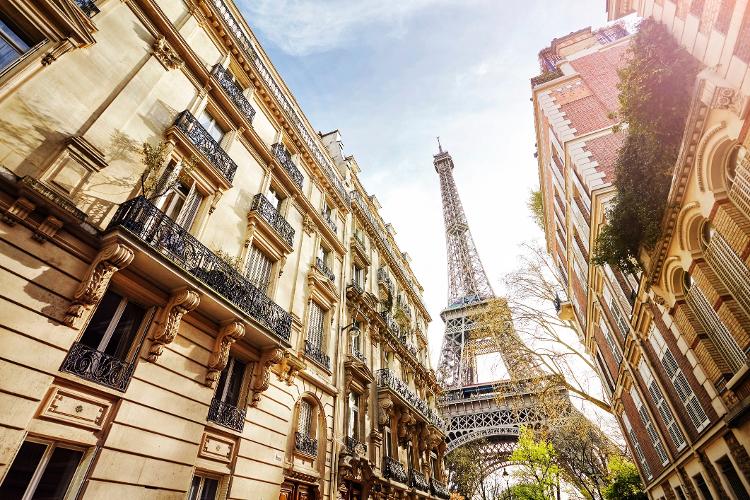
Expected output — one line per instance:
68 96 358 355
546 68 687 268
239 0 463 55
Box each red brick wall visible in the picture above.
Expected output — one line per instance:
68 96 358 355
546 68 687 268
584 132 625 184
621 390 666 479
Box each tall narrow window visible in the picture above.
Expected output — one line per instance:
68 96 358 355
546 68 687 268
600 317 623 364
78 289 146 360
298 400 312 437
160 178 204 230
630 387 669 465
692 472 714 500
649 325 710 432
716 455 749 499
0 14 38 73
208 355 248 431
198 110 227 143
622 414 652 480
595 351 615 395
188 474 220 500
353 265 365 288
266 187 283 211
348 392 360 439
245 245 273 293
674 486 687 500
0 440 85 499
638 359 686 451
307 302 325 352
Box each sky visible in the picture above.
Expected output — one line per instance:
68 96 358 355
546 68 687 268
237 0 610 368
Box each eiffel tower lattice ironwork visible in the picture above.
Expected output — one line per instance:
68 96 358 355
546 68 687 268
433 144 570 461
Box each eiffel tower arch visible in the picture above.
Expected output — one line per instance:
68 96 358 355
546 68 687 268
433 144 571 469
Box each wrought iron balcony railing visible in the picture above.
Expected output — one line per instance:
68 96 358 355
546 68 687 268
377 369 446 431
351 343 366 364
74 0 99 17
109 196 292 342
208 0 348 204
409 469 429 492
211 64 256 124
345 436 368 455
347 280 364 296
249 193 294 247
271 143 304 190
430 478 451 499
207 397 246 432
383 456 408 484
304 340 330 370
321 209 337 235
295 432 318 456
315 257 335 282
377 267 394 296
60 342 134 392
174 110 238 184
380 311 401 338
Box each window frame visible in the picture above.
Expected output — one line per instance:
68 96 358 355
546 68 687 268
188 471 223 500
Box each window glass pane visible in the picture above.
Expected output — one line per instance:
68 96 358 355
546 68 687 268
32 446 84 500
200 478 219 500
104 300 146 360
0 17 32 72
79 291 122 349
224 358 246 406
188 475 201 500
0 441 46 498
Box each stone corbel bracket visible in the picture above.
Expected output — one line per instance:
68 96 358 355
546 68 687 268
64 240 135 329
275 350 306 385
377 394 394 426
148 287 201 362
249 347 284 406
205 321 245 388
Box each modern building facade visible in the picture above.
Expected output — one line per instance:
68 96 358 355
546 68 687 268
533 3 750 499
0 1 447 499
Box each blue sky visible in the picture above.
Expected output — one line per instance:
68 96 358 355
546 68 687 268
239 0 609 368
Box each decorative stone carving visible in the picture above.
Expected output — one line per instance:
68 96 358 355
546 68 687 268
275 350 306 385
377 394 394 426
302 213 316 235
711 86 748 117
205 321 245 388
152 36 184 70
64 241 135 329
1 197 35 225
148 288 201 362
39 386 111 430
199 432 236 462
32 215 64 242
250 347 284 406
397 409 415 442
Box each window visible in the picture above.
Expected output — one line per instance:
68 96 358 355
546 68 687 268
318 246 330 266
353 265 365 288
638 359 686 451
622 414 652 480
649 326 710 432
674 485 687 500
0 439 85 499
307 301 325 351
630 387 669 465
245 245 273 293
322 200 332 219
198 110 227 143
595 351 615 396
159 176 204 230
692 472 714 500
716 455 749 500
0 13 38 73
384 426 392 458
266 187 283 211
348 392 360 439
188 474 220 500
79 289 146 361
600 317 623 364
350 321 362 355
298 399 313 437
214 355 246 409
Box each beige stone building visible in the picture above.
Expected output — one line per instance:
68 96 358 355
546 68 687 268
0 1 448 499
535 1 750 498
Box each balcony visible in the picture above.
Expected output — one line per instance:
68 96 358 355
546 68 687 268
173 110 238 184
383 456 408 484
315 257 335 282
295 432 318 457
109 196 292 342
271 143 304 191
346 436 368 456
410 469 429 492
430 478 450 499
377 369 446 430
60 342 134 392
211 64 256 124
207 397 246 432
304 340 331 371
249 193 295 248
396 295 412 321
377 267 394 297
321 209 337 235
74 0 99 17
347 280 364 297
351 343 367 364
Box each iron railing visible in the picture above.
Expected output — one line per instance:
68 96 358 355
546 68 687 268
346 436 368 455
174 110 238 184
377 267 394 297
207 0 349 205
109 196 292 342
430 478 451 499
60 342 134 392
271 143 304 190
315 257 335 282
397 295 412 320
250 193 294 247
322 209 337 234
351 343 366 364
383 456 408 484
295 432 318 456
347 280 364 296
380 312 419 361
410 469 429 492
207 397 246 432
304 340 331 370
211 64 256 124
377 369 446 430
352 234 367 256
74 0 99 16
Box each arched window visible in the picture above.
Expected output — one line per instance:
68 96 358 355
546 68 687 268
294 398 320 458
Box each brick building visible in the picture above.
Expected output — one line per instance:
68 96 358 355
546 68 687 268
532 10 750 498
0 1 448 499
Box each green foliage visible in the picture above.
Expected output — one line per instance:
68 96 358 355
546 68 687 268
528 190 545 230
593 18 701 273
498 482 547 500
140 141 171 199
446 440 487 498
603 456 647 500
510 427 559 499
214 249 244 273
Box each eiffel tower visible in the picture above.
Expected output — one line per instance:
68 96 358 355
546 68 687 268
433 143 569 465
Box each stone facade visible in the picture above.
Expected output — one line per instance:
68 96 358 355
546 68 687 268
533 2 750 498
0 1 446 499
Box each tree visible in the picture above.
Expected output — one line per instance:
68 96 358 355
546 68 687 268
528 190 544 230
509 427 559 500
603 457 646 500
446 439 501 500
139 141 195 201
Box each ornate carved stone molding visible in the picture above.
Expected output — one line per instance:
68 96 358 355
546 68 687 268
152 35 184 70
302 213 316 236
711 86 748 118
250 347 284 406
148 288 201 362
275 350 306 385
32 215 63 242
377 394 394 426
205 321 245 388
64 240 135 329
0 197 35 225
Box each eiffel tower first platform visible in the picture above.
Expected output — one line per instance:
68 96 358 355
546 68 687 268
433 144 569 464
